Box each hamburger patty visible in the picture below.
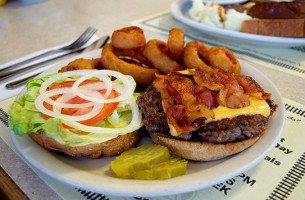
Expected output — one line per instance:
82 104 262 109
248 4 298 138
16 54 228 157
198 114 267 143
137 86 169 133
137 86 277 143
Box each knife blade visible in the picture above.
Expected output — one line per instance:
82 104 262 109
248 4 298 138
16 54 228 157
82 35 109 53
5 35 110 89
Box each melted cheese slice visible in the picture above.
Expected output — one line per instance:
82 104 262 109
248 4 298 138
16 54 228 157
168 97 270 136
209 97 270 122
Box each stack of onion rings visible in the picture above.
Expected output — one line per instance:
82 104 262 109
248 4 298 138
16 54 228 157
63 26 243 87
101 26 159 85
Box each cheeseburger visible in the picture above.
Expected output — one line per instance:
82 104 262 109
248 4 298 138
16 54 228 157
137 67 277 161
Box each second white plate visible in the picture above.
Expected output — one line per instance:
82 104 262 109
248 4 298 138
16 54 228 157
170 0 305 47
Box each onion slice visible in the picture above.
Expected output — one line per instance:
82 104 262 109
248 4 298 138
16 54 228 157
34 69 141 136
35 89 104 121
72 70 135 103
41 88 96 108
39 70 97 94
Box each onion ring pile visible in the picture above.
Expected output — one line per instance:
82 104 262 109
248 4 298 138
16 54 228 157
101 26 161 85
101 27 188 85
60 26 243 86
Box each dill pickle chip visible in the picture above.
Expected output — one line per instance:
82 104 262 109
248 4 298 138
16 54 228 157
111 144 170 178
132 156 188 180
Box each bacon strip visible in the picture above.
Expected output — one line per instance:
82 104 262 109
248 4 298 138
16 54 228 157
192 67 250 108
194 86 219 109
219 76 250 108
192 68 224 91
166 105 191 134
236 75 271 99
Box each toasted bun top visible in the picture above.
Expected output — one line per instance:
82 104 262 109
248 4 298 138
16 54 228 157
29 131 140 159
149 131 264 161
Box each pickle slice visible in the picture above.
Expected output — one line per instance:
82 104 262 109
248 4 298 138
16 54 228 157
111 144 170 178
132 156 188 180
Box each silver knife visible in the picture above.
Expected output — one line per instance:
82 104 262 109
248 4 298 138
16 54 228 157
5 35 110 89
82 35 109 53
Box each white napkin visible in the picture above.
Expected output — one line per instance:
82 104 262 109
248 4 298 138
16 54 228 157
0 35 98 101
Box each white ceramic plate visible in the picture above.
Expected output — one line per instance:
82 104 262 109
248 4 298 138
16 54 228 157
170 0 305 47
9 49 285 197
202 0 248 5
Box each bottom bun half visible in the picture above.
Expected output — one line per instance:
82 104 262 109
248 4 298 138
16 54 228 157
149 131 265 161
29 131 140 159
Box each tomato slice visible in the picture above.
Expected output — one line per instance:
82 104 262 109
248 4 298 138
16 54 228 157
42 80 119 128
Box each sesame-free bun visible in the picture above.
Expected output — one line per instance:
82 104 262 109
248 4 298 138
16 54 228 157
149 131 264 161
29 131 140 159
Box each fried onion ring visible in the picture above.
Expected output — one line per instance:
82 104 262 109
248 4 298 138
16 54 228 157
183 41 210 71
167 28 185 60
143 39 185 74
111 26 146 49
113 48 152 67
101 44 159 85
207 47 241 75
59 58 103 72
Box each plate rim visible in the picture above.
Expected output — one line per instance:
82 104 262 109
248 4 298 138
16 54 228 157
9 49 286 197
170 0 305 46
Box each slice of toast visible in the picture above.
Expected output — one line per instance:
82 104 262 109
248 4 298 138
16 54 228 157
241 19 305 38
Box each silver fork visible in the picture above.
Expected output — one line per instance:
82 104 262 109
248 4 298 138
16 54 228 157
4 35 110 89
0 26 97 77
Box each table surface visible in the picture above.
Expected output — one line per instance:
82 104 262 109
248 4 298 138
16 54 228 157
1 0 305 199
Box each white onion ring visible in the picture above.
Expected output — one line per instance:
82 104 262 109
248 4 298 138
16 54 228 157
41 88 96 108
73 73 113 99
79 82 106 91
52 91 101 115
53 93 78 112
35 88 104 121
71 70 135 103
